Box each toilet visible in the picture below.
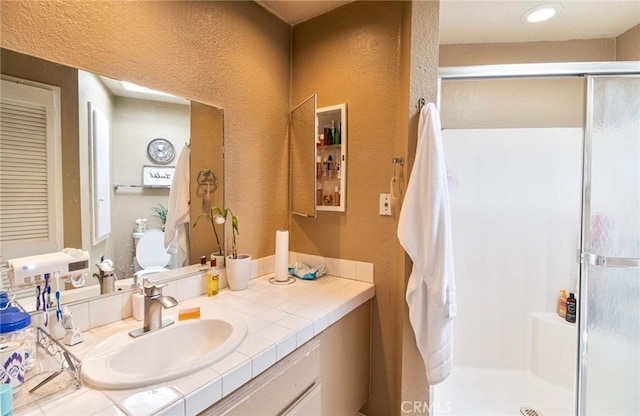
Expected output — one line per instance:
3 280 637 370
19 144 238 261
134 229 171 278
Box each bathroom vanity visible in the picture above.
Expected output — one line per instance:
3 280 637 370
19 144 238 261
13 261 374 415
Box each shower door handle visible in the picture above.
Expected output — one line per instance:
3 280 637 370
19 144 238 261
582 253 640 269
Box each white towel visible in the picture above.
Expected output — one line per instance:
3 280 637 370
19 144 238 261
164 144 190 267
397 103 456 385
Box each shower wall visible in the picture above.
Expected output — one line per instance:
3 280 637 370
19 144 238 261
443 127 582 369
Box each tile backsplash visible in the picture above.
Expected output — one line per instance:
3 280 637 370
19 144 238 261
61 253 373 334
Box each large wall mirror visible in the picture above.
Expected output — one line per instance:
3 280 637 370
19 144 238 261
0 48 224 309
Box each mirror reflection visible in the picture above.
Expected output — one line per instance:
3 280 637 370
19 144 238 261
0 48 224 309
290 94 317 217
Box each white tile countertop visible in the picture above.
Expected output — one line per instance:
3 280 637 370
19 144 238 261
17 273 375 416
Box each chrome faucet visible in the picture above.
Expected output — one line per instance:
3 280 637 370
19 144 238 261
129 280 178 338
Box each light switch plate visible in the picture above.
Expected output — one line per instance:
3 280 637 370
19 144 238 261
379 194 391 216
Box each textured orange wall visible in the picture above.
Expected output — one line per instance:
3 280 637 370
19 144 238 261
1 1 290 258
290 2 441 413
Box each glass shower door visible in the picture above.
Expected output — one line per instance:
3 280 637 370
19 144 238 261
578 75 640 415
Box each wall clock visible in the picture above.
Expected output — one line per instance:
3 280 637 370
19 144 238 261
147 138 175 164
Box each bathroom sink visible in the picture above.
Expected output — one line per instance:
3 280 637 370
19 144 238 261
81 315 247 389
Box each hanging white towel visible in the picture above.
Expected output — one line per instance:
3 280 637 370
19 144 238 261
397 103 456 385
164 144 191 267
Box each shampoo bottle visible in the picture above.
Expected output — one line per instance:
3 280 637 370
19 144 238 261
207 259 219 296
566 292 577 323
558 290 567 318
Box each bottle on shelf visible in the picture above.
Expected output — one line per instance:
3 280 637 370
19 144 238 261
322 156 328 177
316 156 322 179
327 155 333 178
566 292 577 323
336 160 341 179
324 127 333 145
207 258 219 296
317 182 322 205
558 289 567 318
334 186 340 206
332 120 340 145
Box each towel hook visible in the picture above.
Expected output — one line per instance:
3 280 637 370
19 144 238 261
197 169 217 186
417 98 426 111
392 156 404 179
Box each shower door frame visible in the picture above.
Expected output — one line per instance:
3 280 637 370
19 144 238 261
437 61 640 416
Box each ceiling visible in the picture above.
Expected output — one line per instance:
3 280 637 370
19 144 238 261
254 0 640 45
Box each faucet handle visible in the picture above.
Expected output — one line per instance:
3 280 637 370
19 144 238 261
143 280 167 297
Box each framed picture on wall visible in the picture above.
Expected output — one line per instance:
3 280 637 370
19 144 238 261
143 165 174 188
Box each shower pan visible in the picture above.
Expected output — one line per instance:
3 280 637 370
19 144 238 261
435 62 640 416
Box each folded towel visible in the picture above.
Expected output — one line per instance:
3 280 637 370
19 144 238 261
397 102 456 385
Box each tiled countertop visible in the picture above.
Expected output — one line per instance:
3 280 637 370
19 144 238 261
18 274 375 416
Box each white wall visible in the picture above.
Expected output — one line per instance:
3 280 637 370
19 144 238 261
78 70 115 279
443 128 582 369
111 96 189 278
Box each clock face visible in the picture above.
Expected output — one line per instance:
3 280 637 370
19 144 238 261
147 138 175 164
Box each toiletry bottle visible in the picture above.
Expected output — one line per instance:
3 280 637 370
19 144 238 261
207 259 219 296
558 289 567 318
317 134 323 147
317 182 322 205
322 156 328 177
334 186 340 206
324 127 332 145
327 155 333 178
566 292 577 323
331 120 338 145
336 160 341 179
316 156 322 178
132 285 145 321
199 256 208 271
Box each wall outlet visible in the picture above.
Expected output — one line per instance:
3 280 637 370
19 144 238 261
379 194 391 216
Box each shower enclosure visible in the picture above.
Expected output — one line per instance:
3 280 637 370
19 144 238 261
434 63 640 416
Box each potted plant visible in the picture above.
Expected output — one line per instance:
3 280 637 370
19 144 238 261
193 208 251 290
221 209 251 290
151 204 168 231
193 206 227 267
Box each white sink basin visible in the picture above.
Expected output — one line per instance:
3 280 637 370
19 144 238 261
81 315 247 389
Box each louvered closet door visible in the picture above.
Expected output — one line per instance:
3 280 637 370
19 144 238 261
0 78 62 262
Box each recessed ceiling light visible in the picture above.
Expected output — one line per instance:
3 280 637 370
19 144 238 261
522 3 562 23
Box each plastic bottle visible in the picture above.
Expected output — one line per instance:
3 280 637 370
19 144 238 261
566 292 577 323
207 259 219 296
334 186 340 206
558 290 567 318
316 156 322 179
331 120 340 144
199 256 208 271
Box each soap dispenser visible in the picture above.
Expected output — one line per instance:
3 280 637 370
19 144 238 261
132 283 145 321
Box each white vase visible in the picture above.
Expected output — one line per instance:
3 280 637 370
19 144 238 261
226 254 251 290
211 253 225 269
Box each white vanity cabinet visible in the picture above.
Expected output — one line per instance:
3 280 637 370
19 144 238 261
316 103 347 212
203 301 371 416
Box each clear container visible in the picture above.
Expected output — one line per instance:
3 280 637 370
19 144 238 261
0 309 36 371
